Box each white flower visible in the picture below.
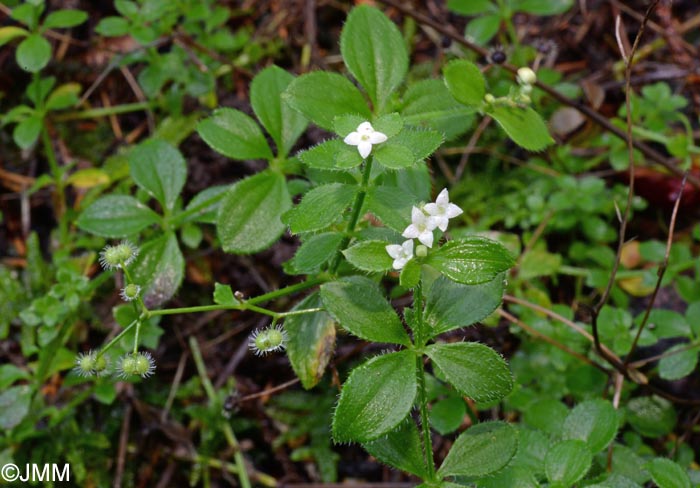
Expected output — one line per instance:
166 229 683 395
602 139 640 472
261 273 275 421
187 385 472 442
423 188 463 232
343 121 387 159
516 67 537 86
385 240 414 270
402 206 435 248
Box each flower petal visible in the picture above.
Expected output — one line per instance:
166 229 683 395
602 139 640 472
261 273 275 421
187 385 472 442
358 141 372 158
392 257 407 270
344 132 361 145
446 203 463 218
401 239 414 255
385 244 403 259
423 202 439 216
402 224 420 239
418 230 434 248
436 188 449 206
358 121 373 133
368 132 388 144
430 216 448 232
411 206 426 225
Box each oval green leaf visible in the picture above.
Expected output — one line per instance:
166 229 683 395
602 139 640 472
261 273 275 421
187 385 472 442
343 240 394 273
438 421 518 478
426 237 515 285
77 195 160 237
443 59 486 107
131 233 184 308
43 9 88 29
283 72 371 131
285 293 336 389
216 171 291 254
424 273 505 337
646 458 691 488
340 5 408 111
544 440 592 486
320 276 410 345
332 350 416 443
285 183 357 234
196 107 273 161
363 420 428 478
563 399 619 453
250 65 308 158
486 105 554 152
129 139 186 211
426 342 513 403
17 33 51 73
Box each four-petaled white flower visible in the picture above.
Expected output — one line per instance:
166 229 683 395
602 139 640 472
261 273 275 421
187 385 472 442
343 121 387 159
423 188 464 232
402 206 435 248
385 240 414 270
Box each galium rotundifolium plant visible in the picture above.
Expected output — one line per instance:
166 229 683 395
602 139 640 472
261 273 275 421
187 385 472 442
73 4 554 484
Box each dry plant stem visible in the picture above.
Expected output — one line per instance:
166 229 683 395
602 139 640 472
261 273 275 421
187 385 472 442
454 115 492 181
623 171 688 368
113 402 132 488
592 0 659 360
375 0 700 188
498 309 607 372
628 339 699 369
236 378 301 403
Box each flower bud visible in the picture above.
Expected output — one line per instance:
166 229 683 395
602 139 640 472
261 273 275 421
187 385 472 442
415 244 428 257
484 93 496 104
516 67 537 86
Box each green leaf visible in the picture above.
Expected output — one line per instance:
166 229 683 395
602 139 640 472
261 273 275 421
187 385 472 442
285 184 357 234
626 396 677 438
447 0 495 15
213 283 239 306
544 440 592 486
217 171 291 254
0 365 30 390
401 79 475 140
391 127 444 163
196 108 273 161
333 350 416 443
131 233 184 308
129 139 186 211
523 398 569 436
562 399 618 453
438 421 518 477
13 114 42 149
45 82 81 110
367 185 419 233
0 26 29 47
0 385 32 430
363 420 428 478
424 273 505 336
299 139 358 170
250 65 308 158
430 397 466 435
515 0 573 15
183 185 228 224
373 143 416 169
465 14 501 45
658 344 698 380
285 293 336 389
289 232 344 274
646 458 691 488
340 5 408 111
284 72 371 131
43 9 88 29
443 59 486 107
426 237 515 285
16 33 51 72
77 195 160 237
399 259 421 288
343 240 394 273
486 105 554 151
320 276 410 345
95 17 130 37
426 342 512 403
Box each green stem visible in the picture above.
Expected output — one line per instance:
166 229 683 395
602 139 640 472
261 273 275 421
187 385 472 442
96 319 138 359
189 337 251 488
330 156 374 274
149 277 325 317
121 262 148 315
412 281 435 480
41 125 68 247
51 101 155 121
169 191 227 227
